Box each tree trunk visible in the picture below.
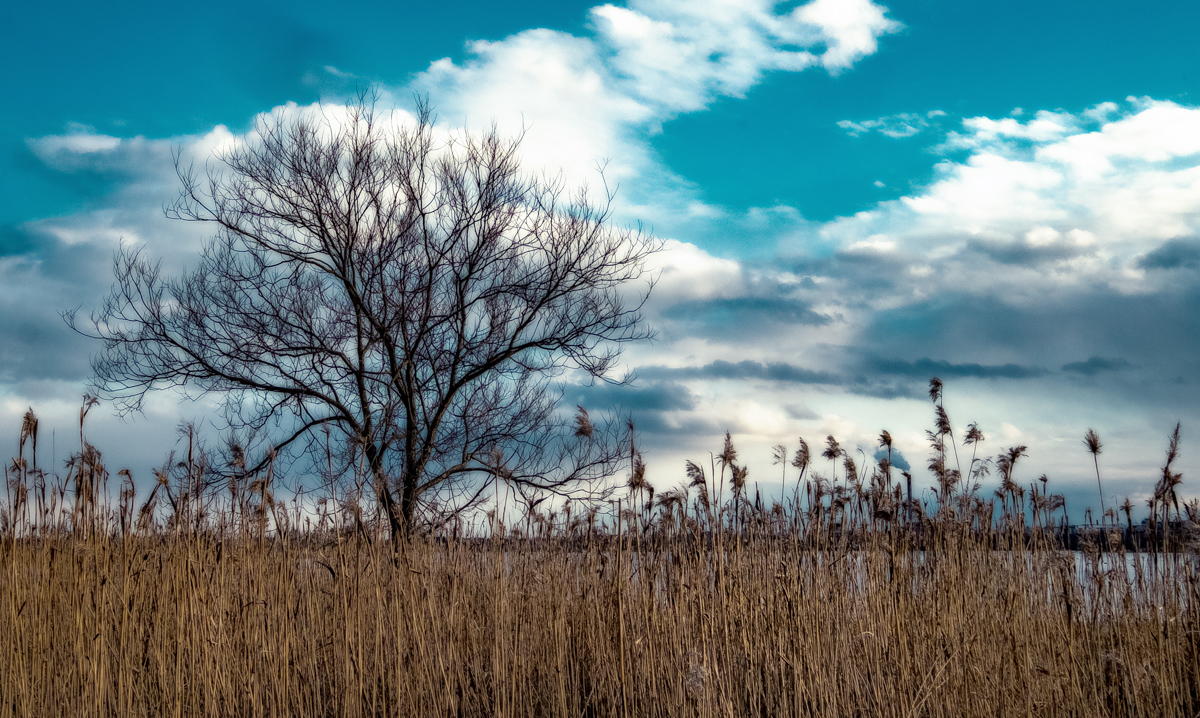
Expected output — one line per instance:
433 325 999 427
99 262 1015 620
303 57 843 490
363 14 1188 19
400 468 419 538
364 442 404 543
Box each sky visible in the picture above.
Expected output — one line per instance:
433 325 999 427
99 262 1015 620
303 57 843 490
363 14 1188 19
3 0 1200 521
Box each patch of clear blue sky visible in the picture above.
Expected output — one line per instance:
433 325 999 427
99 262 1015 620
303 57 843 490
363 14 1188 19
3 0 1199 230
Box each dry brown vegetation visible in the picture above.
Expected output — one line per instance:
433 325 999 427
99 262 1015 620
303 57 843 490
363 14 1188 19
2 518 1198 717
2 394 1199 717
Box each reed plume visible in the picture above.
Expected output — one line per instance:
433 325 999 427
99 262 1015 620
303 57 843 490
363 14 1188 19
1084 428 1105 520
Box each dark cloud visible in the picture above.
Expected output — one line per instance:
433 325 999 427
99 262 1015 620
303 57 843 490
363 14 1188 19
965 238 1089 266
855 284 1200 411
864 295 1042 354
640 360 839 385
661 296 832 327
0 299 93 385
1138 237 1200 270
868 357 1047 379
1061 356 1133 376
783 403 818 420
0 225 37 258
563 379 720 439
843 377 924 400
791 252 906 287
634 357 1030 402
14 139 135 207
873 446 911 472
829 248 906 268
564 380 698 414
0 233 114 388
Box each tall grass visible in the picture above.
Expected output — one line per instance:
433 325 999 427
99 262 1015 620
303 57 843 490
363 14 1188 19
1 395 1199 716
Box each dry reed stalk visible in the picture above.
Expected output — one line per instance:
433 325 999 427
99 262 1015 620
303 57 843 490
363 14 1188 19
3 405 1199 716
1 521 1197 717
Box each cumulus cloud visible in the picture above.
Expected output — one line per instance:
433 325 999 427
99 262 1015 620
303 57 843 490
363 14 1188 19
588 0 899 111
411 0 899 216
944 109 1079 149
810 99 1200 299
793 0 901 70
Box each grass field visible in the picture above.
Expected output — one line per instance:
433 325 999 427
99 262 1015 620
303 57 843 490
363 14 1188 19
2 403 1199 716
3 509 1198 716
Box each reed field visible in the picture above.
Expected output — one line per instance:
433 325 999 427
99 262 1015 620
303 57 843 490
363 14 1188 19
2 396 1200 717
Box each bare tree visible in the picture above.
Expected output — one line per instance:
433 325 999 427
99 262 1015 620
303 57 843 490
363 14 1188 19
71 97 658 540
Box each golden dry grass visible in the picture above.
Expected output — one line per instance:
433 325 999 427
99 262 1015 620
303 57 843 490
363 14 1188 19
3 399 1199 716
1 522 1197 717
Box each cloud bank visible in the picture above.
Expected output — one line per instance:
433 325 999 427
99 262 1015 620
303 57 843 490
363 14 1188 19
6 2 1199 516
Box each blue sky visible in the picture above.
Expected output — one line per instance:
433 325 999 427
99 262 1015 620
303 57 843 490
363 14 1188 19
3 0 1200 519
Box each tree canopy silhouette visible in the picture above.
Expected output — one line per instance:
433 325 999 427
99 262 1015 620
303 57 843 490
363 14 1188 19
74 99 658 539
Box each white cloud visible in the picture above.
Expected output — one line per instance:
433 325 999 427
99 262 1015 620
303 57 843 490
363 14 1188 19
414 29 653 194
1037 101 1200 176
412 0 898 212
846 236 895 253
644 238 745 305
30 132 121 156
949 110 1079 147
1024 226 1060 247
592 0 899 107
838 109 946 138
815 99 1200 298
792 0 901 71
900 152 1066 230
591 3 811 113
28 131 128 173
